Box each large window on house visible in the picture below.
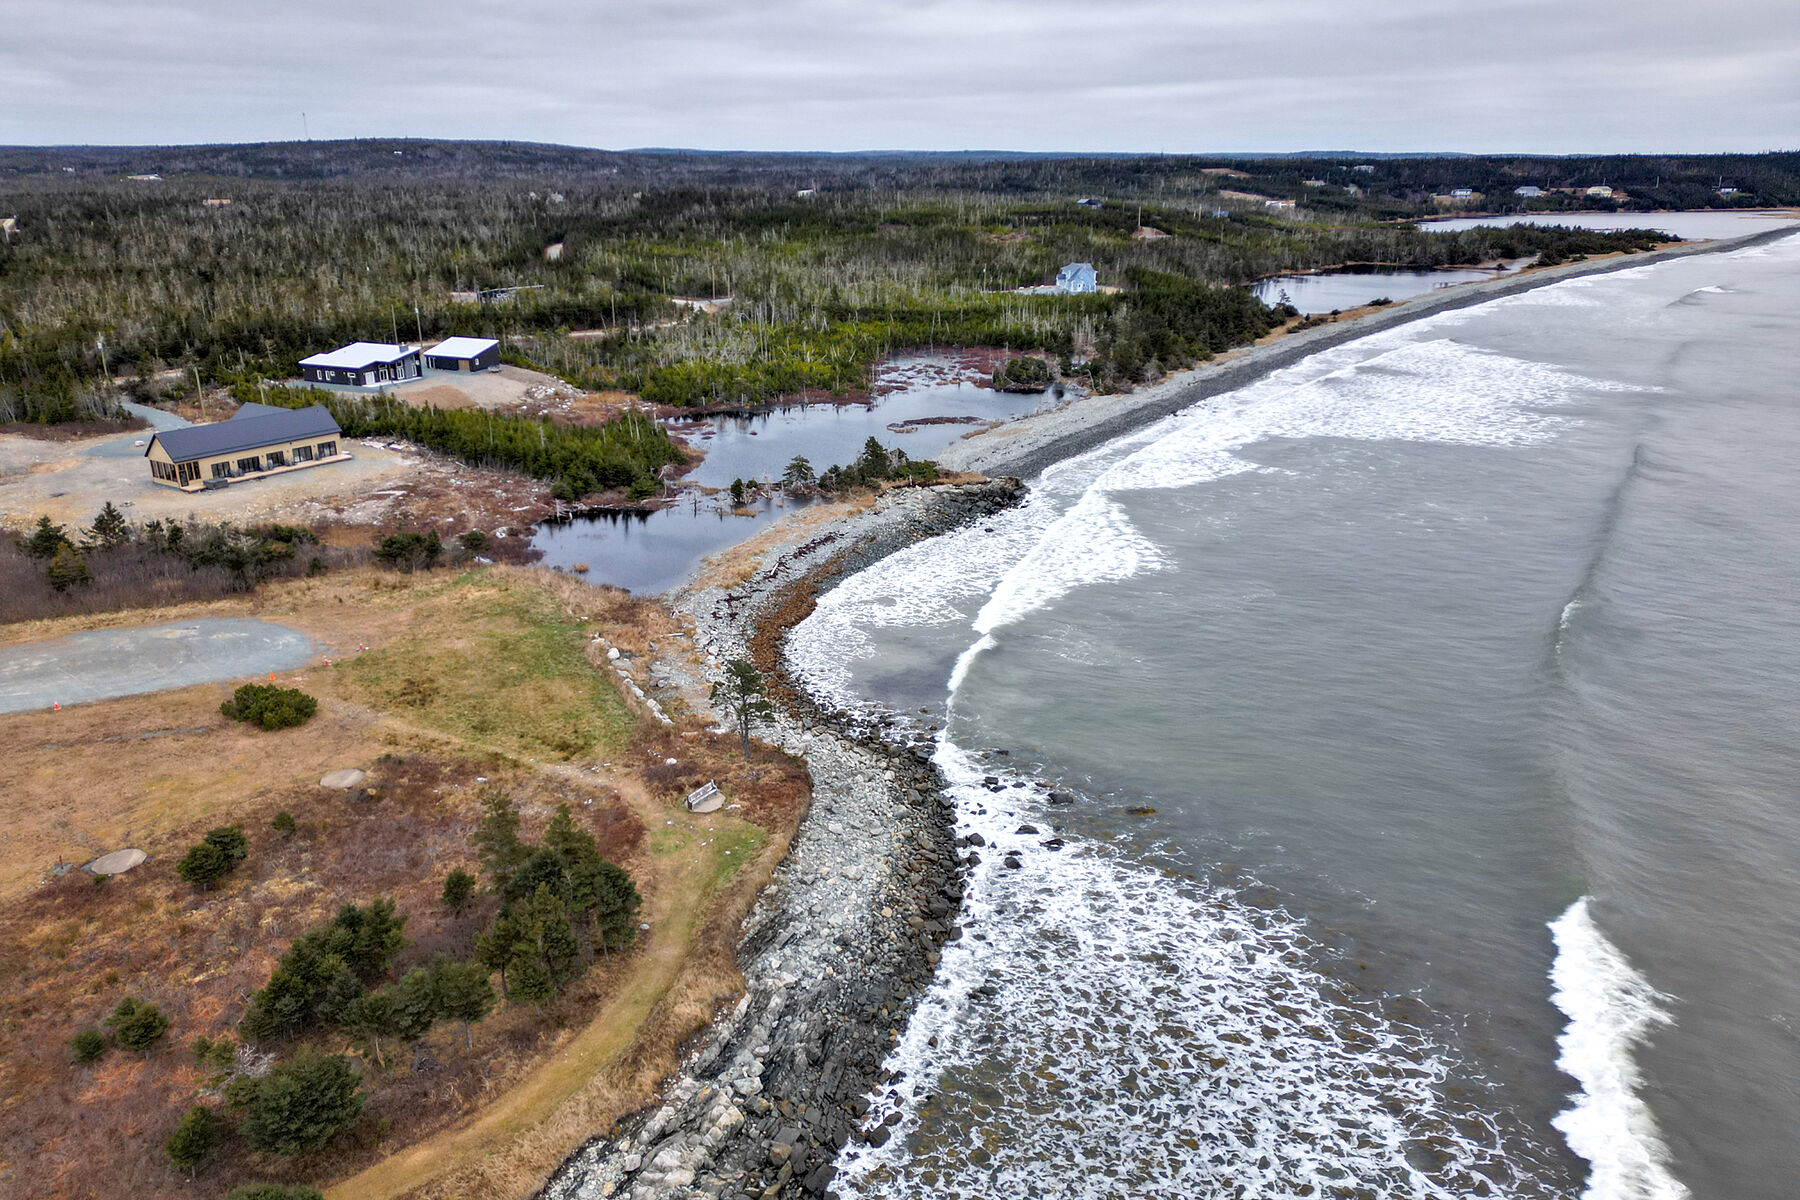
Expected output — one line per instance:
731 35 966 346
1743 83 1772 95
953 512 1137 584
316 440 338 458
266 450 287 467
211 462 231 479
237 455 262 473
294 445 314 462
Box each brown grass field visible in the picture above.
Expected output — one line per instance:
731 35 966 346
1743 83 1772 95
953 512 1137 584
0 566 810 1200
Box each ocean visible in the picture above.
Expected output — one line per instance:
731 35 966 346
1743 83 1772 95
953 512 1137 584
786 235 1800 1199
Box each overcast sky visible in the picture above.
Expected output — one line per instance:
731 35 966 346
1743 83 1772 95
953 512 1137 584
4 0 1797 153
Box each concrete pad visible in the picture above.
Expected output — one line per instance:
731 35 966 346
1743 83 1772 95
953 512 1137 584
0 618 319 714
87 848 147 875
319 768 367 789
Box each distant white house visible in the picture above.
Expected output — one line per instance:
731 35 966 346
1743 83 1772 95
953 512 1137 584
1352 164 1376 174
202 198 233 207
1264 198 1297 211
1586 185 1614 198
1716 185 1740 196
1451 188 1475 199
1513 185 1544 198
127 173 162 182
1302 178 1326 188
1075 197 1103 209
796 188 817 198
1055 262 1098 294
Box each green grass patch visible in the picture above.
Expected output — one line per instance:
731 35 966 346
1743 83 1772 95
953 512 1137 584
650 818 765 896
343 577 634 760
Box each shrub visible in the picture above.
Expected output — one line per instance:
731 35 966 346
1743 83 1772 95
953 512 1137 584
177 825 249 890
272 811 297 837
69 1029 107 1063
992 354 1055 391
226 1186 326 1200
164 1104 222 1174
240 1045 364 1155
441 868 475 914
373 529 443 572
106 997 170 1053
456 530 489 557
177 841 232 890
221 683 318 730
45 544 92 591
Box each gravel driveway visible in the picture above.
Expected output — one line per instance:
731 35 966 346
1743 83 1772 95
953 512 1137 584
0 618 320 713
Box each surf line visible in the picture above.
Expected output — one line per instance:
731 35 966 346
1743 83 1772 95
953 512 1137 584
1548 897 1690 1200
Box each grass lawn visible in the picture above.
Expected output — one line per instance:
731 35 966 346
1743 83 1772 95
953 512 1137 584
339 572 635 761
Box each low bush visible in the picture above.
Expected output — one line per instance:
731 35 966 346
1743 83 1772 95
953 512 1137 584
221 684 318 730
106 997 170 1053
69 1028 107 1063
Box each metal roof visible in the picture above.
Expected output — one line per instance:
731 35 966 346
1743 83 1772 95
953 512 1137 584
298 342 417 370
424 336 499 359
147 405 339 465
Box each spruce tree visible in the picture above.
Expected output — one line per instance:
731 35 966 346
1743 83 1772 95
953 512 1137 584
240 1046 364 1155
471 788 530 889
86 501 131 549
164 1105 221 1176
441 867 475 914
430 956 496 1048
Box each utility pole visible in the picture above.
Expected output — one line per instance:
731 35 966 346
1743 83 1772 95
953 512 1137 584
96 337 109 384
414 304 424 344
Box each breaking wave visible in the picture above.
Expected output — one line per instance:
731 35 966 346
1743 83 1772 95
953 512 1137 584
1548 899 1689 1200
831 742 1557 1200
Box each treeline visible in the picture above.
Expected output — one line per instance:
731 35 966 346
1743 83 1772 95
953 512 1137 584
1 162 1763 423
240 384 685 499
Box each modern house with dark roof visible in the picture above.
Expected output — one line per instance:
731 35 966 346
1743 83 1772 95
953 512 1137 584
422 336 500 372
298 342 422 387
144 403 343 491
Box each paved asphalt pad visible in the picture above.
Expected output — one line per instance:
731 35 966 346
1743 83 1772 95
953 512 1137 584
0 618 319 714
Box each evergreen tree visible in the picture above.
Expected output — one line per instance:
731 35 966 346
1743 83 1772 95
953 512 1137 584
164 1105 221 1176
240 1046 364 1156
106 997 170 1053
711 658 775 758
338 989 397 1069
474 910 521 999
471 789 530 889
85 501 131 549
387 967 440 1068
69 1029 107 1063
20 515 72 559
45 544 91 592
204 825 250 868
441 867 475 914
430 956 496 1048
780 454 815 490
514 883 582 994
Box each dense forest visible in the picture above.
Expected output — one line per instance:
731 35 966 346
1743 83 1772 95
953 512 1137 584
3 144 1786 428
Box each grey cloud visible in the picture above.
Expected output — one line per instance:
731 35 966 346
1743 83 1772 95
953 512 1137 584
2 0 1796 150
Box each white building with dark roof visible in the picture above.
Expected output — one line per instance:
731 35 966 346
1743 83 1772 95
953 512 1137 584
298 342 422 387
423 336 500 372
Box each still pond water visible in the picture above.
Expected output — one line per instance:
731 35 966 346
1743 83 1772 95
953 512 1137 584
531 357 1064 593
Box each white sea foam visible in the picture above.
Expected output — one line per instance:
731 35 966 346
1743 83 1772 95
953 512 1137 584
830 740 1551 1200
1548 898 1690 1200
790 322 1643 707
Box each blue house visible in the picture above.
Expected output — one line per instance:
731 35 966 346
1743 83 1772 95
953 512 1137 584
1055 262 1097 294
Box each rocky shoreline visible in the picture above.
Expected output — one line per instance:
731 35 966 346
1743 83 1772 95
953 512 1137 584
539 479 1024 1200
